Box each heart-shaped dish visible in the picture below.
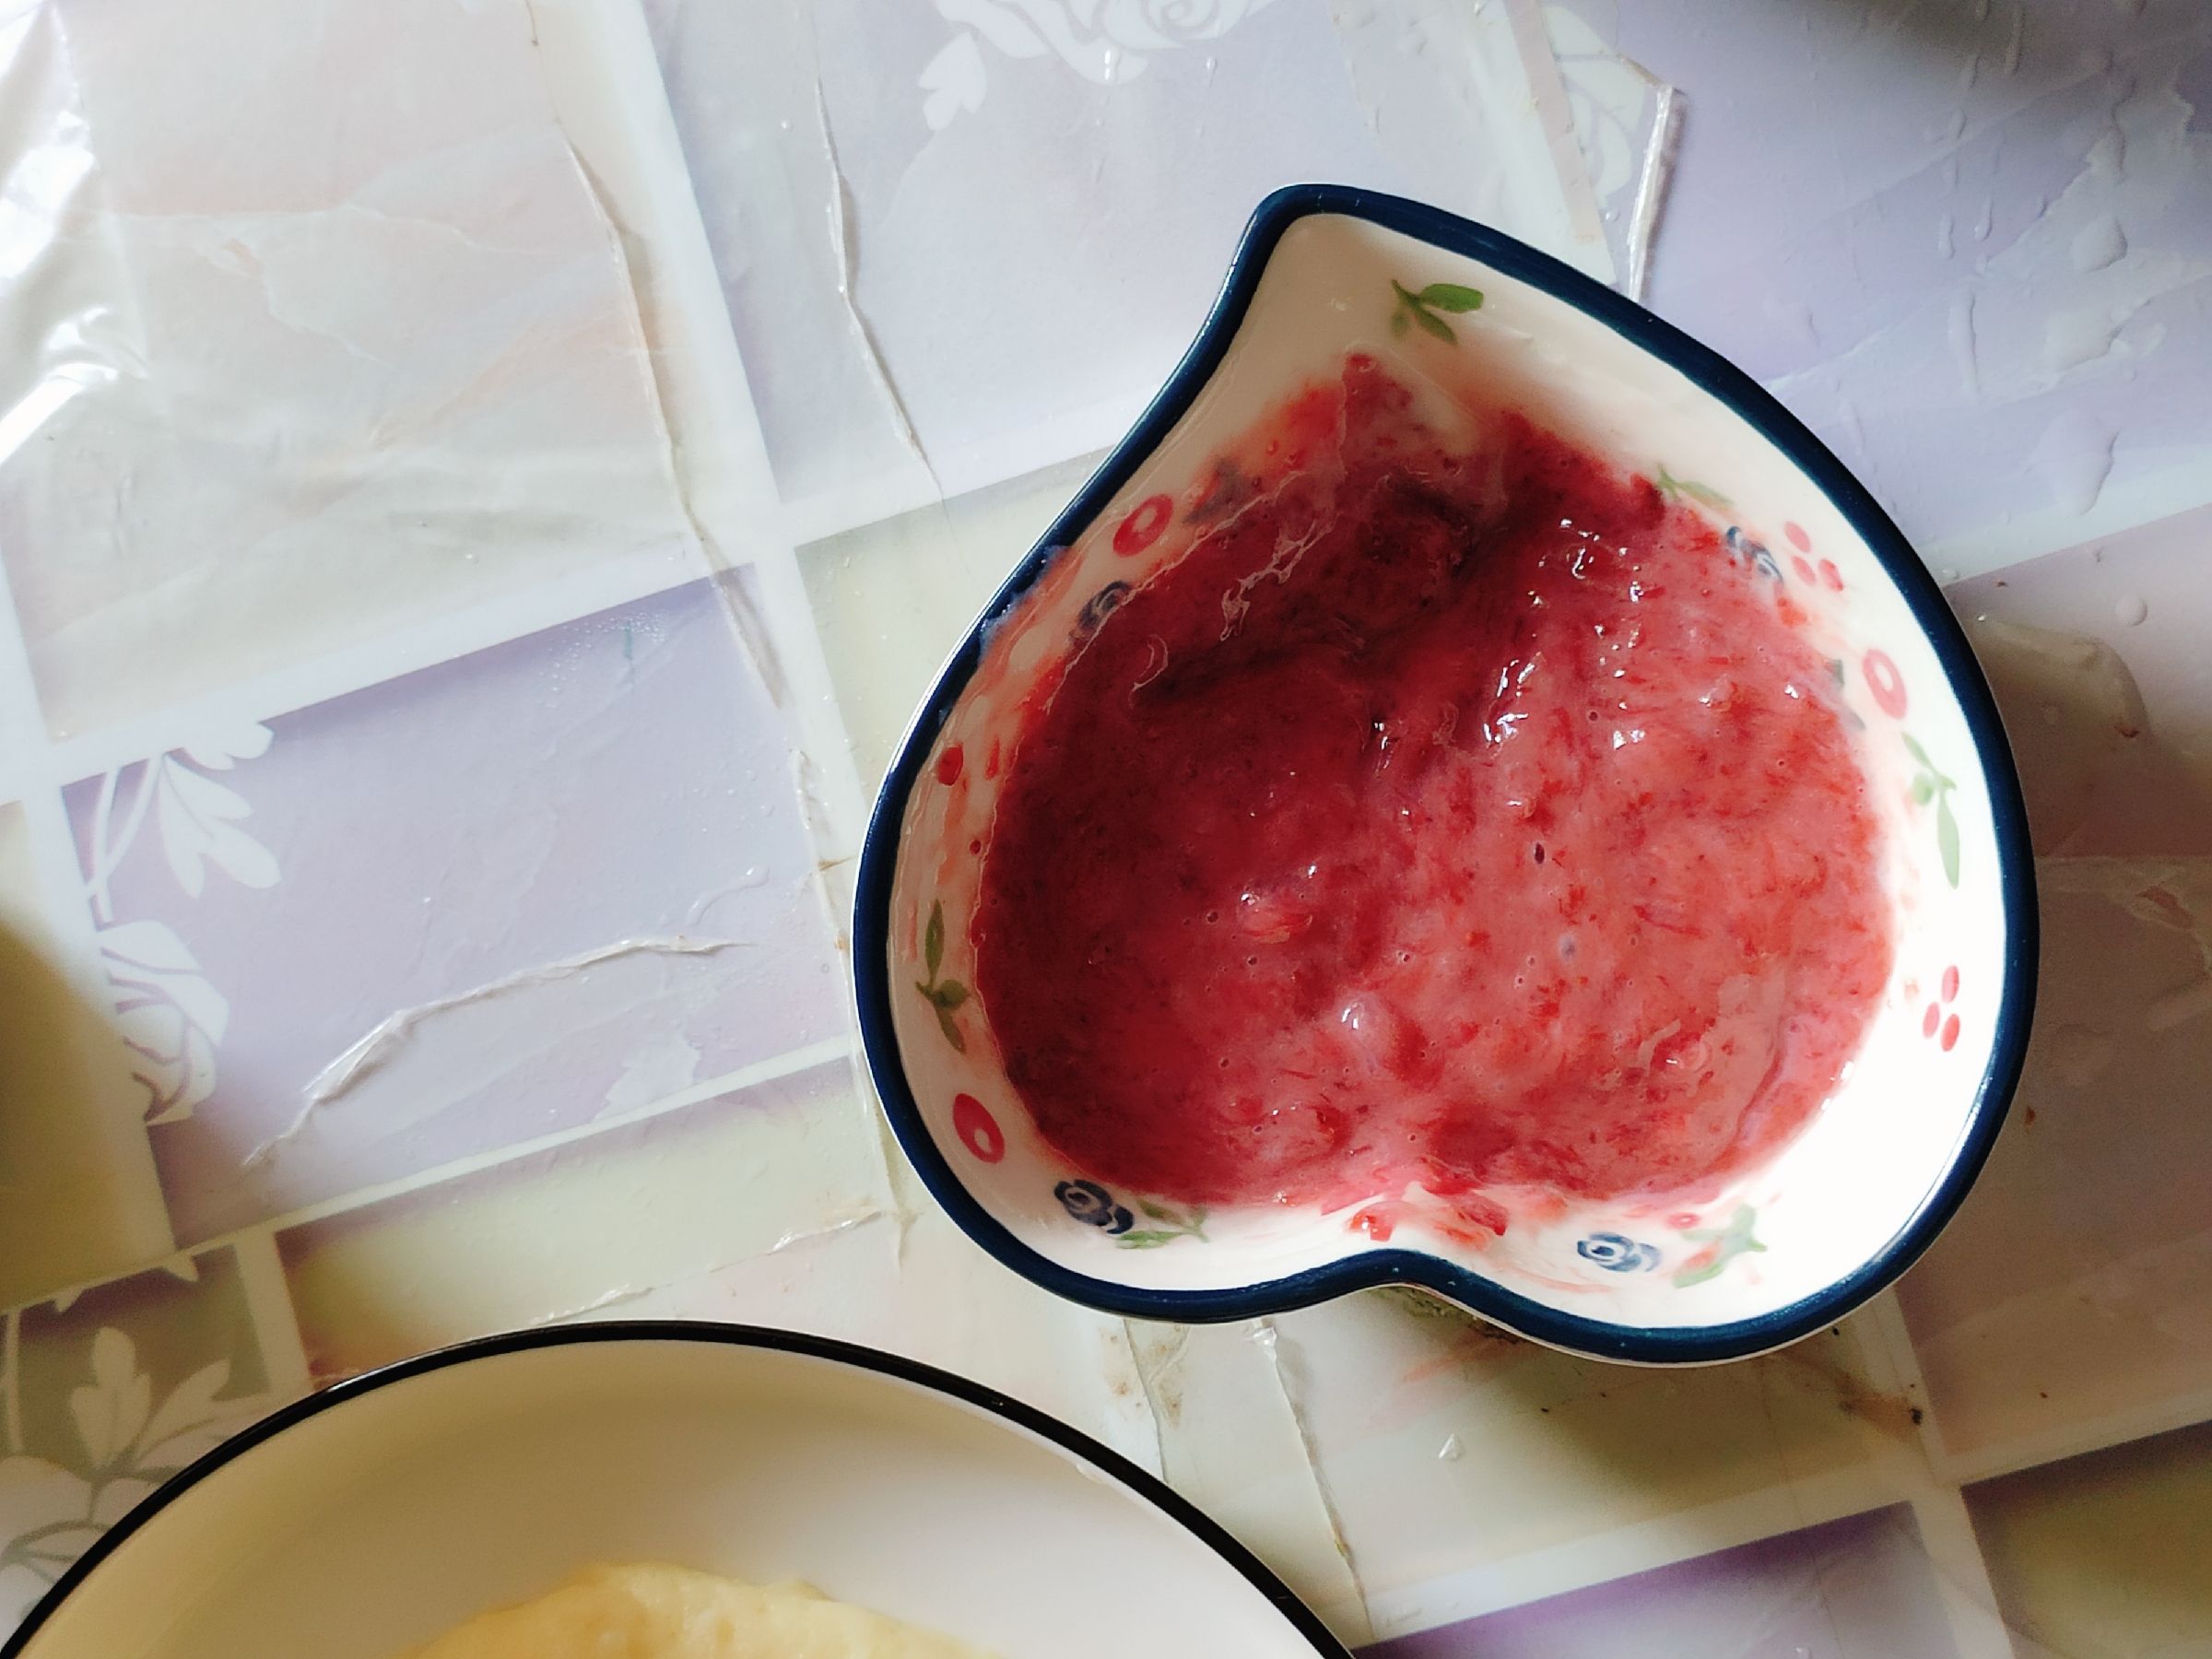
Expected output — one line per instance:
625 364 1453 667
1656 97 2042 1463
854 185 2036 1364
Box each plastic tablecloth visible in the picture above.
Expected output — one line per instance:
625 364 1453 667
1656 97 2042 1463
3 1 2209 1653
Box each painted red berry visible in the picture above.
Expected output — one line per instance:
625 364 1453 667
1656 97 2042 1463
1941 965 1959 1003
1818 559 1843 592
935 745 965 786
1923 1002 1940 1038
953 1093 1006 1163
1112 493 1173 557
1784 522 1812 552
1792 555 1818 585
1863 650 1908 720
1940 1014 1960 1053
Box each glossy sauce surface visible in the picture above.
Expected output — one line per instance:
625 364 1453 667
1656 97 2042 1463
973 357 1890 1231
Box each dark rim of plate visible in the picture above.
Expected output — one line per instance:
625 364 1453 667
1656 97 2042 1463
0 1319 1352 1658
852 182 2039 1365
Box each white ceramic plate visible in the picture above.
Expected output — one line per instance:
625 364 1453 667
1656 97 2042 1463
4 1324 1347 1659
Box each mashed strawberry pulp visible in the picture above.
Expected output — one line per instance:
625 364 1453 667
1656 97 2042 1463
972 355 1891 1235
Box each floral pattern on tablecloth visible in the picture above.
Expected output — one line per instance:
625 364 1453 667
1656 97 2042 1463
0 1249 276 1624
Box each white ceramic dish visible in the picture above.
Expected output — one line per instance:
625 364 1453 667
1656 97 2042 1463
855 185 2037 1364
3 1324 1347 1659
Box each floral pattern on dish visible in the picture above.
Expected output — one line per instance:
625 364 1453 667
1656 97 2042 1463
1576 1233 1660 1273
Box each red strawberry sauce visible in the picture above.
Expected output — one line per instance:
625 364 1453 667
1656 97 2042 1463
971 355 1890 1234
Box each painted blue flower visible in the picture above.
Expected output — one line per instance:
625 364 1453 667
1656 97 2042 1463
1724 525 1782 583
1074 582 1133 640
1577 1232 1660 1273
1056 1179 1135 1235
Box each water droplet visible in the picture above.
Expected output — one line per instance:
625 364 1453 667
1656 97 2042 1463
2047 1023 2114 1087
2115 594 2147 627
2031 411 2117 518
2070 214 2127 274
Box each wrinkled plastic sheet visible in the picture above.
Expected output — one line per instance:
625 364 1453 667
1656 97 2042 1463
1601 0 2212 576
641 0 1677 527
0 0 706 742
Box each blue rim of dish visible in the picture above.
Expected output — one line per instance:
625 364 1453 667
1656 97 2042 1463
0 1319 1351 1658
852 182 2039 1366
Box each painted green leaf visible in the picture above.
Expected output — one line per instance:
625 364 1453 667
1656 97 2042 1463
1911 775 1934 805
1936 793 1961 888
1672 1206 1760 1286
1410 304 1457 344
1390 309 1410 337
1418 282 1485 312
932 979 970 1011
935 1004 966 1053
1124 1200 1206 1243
1653 467 1732 510
1900 732 1932 771
924 900 945 979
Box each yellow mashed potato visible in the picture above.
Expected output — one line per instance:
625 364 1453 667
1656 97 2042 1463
405 1561 995 1659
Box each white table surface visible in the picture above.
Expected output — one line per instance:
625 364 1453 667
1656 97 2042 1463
2 2 2208 1653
